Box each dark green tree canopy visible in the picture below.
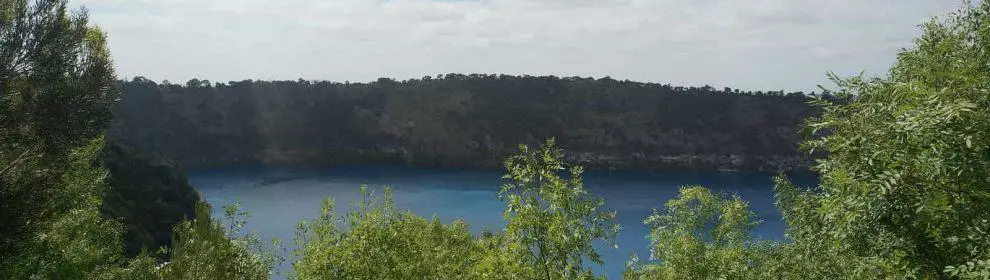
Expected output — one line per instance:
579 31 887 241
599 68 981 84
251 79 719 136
109 74 821 173
1 0 117 266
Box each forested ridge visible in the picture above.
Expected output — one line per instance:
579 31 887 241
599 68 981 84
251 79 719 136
109 75 819 172
2 0 989 279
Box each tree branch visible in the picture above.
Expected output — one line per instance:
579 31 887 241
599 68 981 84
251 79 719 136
1 144 41 177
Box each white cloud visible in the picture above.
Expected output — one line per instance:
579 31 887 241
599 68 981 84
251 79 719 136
72 0 961 91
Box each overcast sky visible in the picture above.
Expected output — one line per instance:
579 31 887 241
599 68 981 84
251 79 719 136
71 0 962 92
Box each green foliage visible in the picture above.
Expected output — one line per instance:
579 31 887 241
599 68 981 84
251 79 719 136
943 223 990 279
153 201 281 280
292 141 621 280
946 258 990 279
495 139 619 280
1 2 276 279
101 142 201 259
0 0 117 158
772 1 990 278
6 0 990 279
1 0 121 276
292 187 480 279
103 201 281 280
109 75 817 173
623 4 990 279
770 177 899 279
1 138 128 279
1 139 277 280
624 186 776 280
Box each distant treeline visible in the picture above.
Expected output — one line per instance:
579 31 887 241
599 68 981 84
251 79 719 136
109 74 822 172
4 1 989 279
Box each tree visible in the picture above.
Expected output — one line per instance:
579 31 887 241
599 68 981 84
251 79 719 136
625 3 990 279
1 0 118 275
773 1 990 278
495 139 620 279
1 2 277 279
151 201 281 280
624 186 774 280
1 138 130 279
109 73 815 173
101 142 201 259
292 187 480 279
292 140 622 280
186 78 202 88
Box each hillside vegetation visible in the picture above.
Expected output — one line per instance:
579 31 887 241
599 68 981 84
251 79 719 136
109 75 818 172
1 0 988 279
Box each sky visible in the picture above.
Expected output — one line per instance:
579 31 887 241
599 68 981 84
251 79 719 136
71 0 962 92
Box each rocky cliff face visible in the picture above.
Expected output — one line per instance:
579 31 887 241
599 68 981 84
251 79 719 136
109 75 818 172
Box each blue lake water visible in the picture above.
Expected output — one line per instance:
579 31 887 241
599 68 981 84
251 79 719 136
190 166 816 280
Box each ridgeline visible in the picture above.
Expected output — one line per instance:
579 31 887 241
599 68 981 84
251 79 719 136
109 75 819 172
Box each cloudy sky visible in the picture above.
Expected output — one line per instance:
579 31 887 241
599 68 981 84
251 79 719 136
71 0 961 92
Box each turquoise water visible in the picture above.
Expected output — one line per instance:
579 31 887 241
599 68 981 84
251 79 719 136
190 166 815 279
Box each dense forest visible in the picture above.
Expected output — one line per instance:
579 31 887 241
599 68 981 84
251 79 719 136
101 142 200 259
108 75 819 172
2 0 989 279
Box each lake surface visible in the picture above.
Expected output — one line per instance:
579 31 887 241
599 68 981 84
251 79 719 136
190 165 816 280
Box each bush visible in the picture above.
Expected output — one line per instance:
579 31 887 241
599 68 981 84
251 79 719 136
292 187 480 279
625 186 773 280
